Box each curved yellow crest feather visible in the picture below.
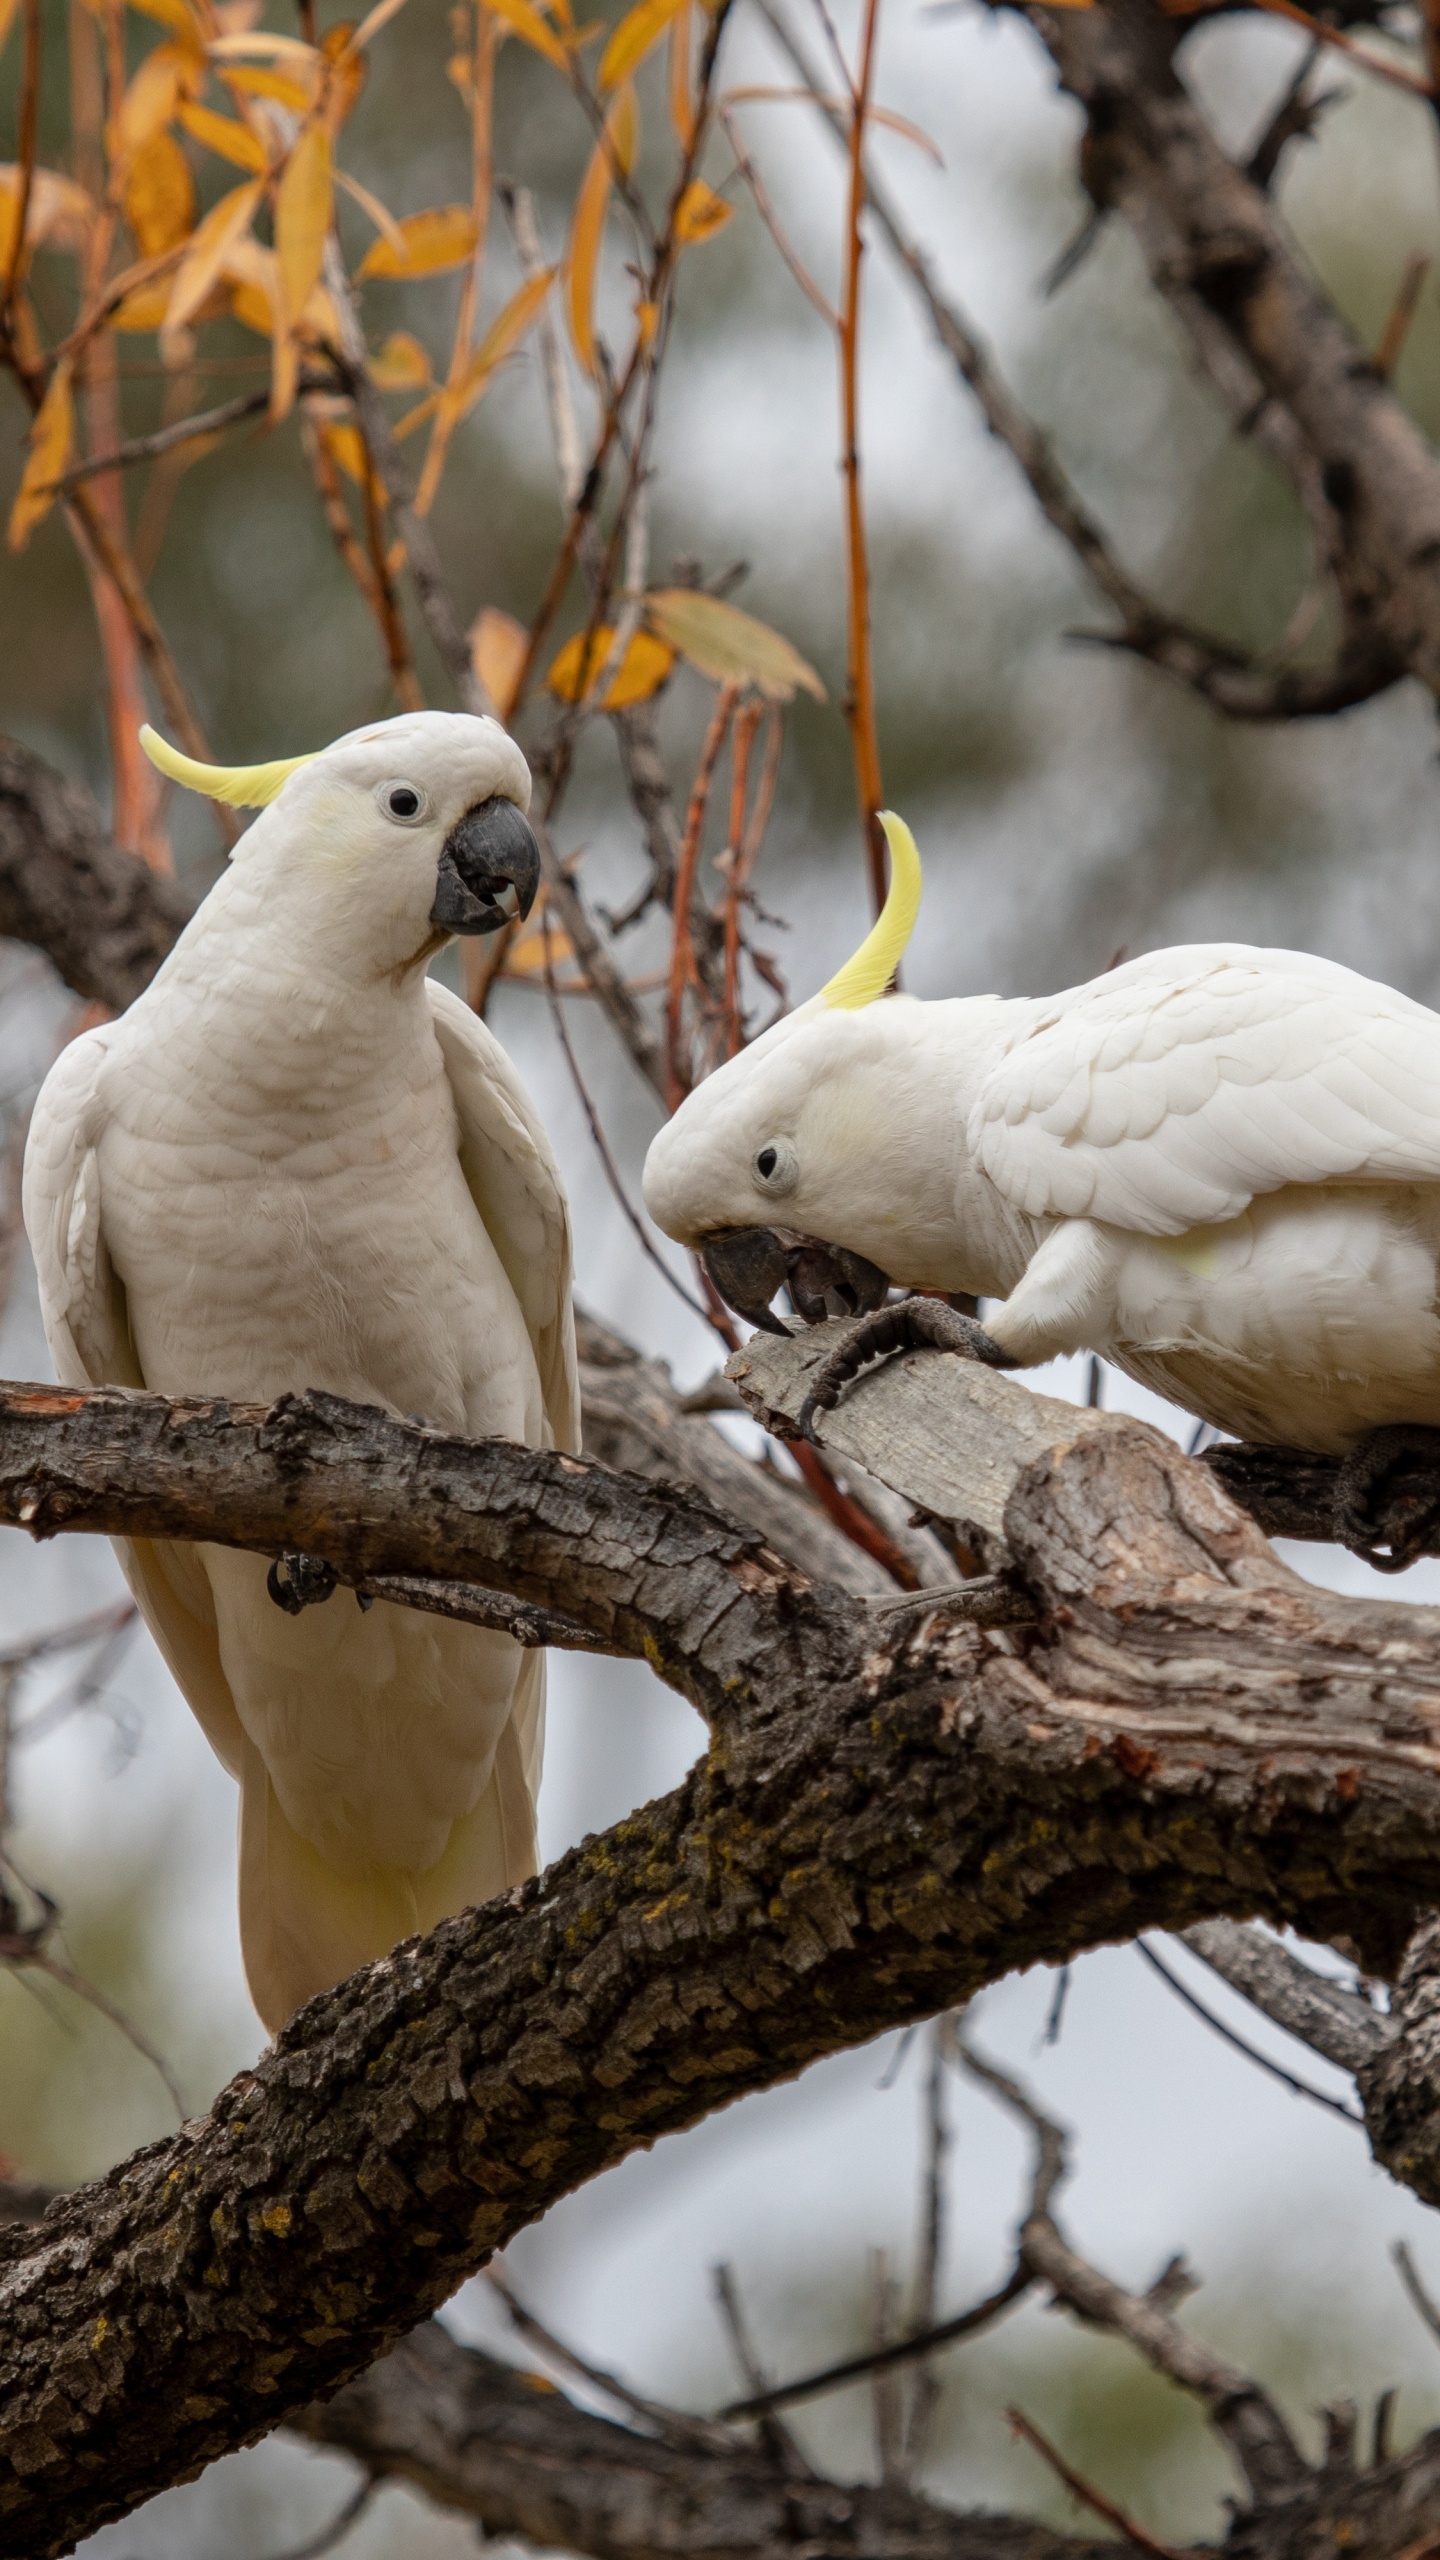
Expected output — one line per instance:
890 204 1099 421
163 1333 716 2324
819 810 922 1010
138 724 319 809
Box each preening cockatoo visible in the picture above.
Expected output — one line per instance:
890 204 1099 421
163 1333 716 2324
643 813 1440 1546
23 709 577 2033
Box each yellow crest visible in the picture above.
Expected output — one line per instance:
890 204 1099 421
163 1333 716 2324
138 724 319 809
819 811 922 1010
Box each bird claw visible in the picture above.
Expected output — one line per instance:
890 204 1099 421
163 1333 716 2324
796 1296 1018 1441
267 1551 339 1614
1333 1424 1440 1573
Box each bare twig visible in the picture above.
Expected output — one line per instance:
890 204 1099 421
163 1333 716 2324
1137 1940 1367 2122
720 2257 1033 2417
1394 2240 1440 2349
47 386 322 493
714 2262 814 2475
488 2265 737 2456
1375 252 1432 380
1006 2405 1187 2559
837 0 887 918
1179 1919 1391 2073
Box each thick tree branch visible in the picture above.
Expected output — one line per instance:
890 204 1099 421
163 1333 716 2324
1180 1917 1393 2072
0 739 194 1011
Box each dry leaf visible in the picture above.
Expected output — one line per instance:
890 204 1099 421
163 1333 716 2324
357 204 478 280
599 0 686 92
673 179 732 244
177 99 268 170
275 120 331 327
0 0 22 52
116 43 189 154
504 914 578 977
9 360 73 551
668 0 694 146
0 168 96 271
567 85 635 377
162 175 263 349
471 606 528 711
208 27 318 62
368 328 431 388
483 0 572 71
547 624 674 706
110 277 174 330
129 0 206 36
446 266 555 419
645 588 824 700
320 18 369 129
124 131 196 256
218 60 316 111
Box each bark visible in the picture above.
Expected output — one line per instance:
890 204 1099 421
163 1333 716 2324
0 738 193 1012
1026 0 1440 692
10 1345 1440 2547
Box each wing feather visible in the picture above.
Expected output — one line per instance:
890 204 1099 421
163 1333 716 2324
971 946 1440 1236
425 979 579 1454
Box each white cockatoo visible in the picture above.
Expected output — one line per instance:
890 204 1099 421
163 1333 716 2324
644 813 1440 1541
23 709 578 2033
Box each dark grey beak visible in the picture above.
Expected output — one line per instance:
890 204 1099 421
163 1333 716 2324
702 1226 891 1334
431 797 541 936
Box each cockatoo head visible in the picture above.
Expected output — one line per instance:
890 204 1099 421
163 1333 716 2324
140 709 540 972
643 813 938 1331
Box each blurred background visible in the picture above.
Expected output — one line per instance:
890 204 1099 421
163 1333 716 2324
7 0 1440 2547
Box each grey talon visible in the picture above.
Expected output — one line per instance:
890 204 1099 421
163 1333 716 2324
267 1552 339 1614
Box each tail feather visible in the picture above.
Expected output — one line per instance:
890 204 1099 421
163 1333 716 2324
238 1652 543 2034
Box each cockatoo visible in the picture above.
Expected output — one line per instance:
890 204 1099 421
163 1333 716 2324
23 709 577 2032
643 813 1440 1560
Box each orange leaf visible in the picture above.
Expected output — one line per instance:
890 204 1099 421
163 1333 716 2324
668 0 694 146
129 0 206 37
276 119 331 327
219 60 316 111
484 0 572 69
547 624 674 706
110 276 174 330
320 17 369 125
162 175 263 348
319 418 368 483
673 178 732 244
123 130 196 257
0 0 22 52
644 588 824 700
471 605 528 711
357 204 478 280
368 328 431 388
566 84 635 377
116 42 190 154
177 99 268 170
504 915 578 977
9 359 73 551
448 265 555 416
599 0 686 91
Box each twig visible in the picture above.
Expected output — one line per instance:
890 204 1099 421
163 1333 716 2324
540 899 717 1331
1393 2240 1440 2349
901 2013 954 2474
1179 1918 1391 2073
714 2262 814 2475
46 386 324 493
487 2264 737 2455
667 683 739 1104
7 1942 184 2121
501 182 583 511
837 0 887 919
721 110 838 324
1006 2405 1187 2558
1376 252 1432 380
719 2259 1033 2416
352 402 426 712
1136 1940 1366 2124
239 2476 376 2560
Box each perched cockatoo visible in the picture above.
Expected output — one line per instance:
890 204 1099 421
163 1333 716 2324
643 812 1440 1549
23 710 577 2032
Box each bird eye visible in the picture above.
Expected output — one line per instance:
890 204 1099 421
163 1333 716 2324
752 1136 799 1196
377 780 428 824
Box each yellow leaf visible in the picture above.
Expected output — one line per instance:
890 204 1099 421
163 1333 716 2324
644 589 824 701
208 28 318 62
342 0 411 54
357 204 477 280
599 0 685 91
449 265 555 416
219 60 316 111
566 85 635 377
0 0 22 53
504 915 577 977
116 42 189 154
9 360 73 551
177 99 268 170
634 295 657 350
320 18 369 126
483 0 571 71
124 131 195 256
276 119 331 329
162 174 262 346
110 276 174 330
319 418 367 482
0 167 96 268
547 624 674 707
471 606 527 710
369 328 431 388
673 178 731 244
668 0 693 145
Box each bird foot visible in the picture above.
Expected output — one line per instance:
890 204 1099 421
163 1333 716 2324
1333 1424 1440 1573
267 1551 339 1614
796 1297 1018 1442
